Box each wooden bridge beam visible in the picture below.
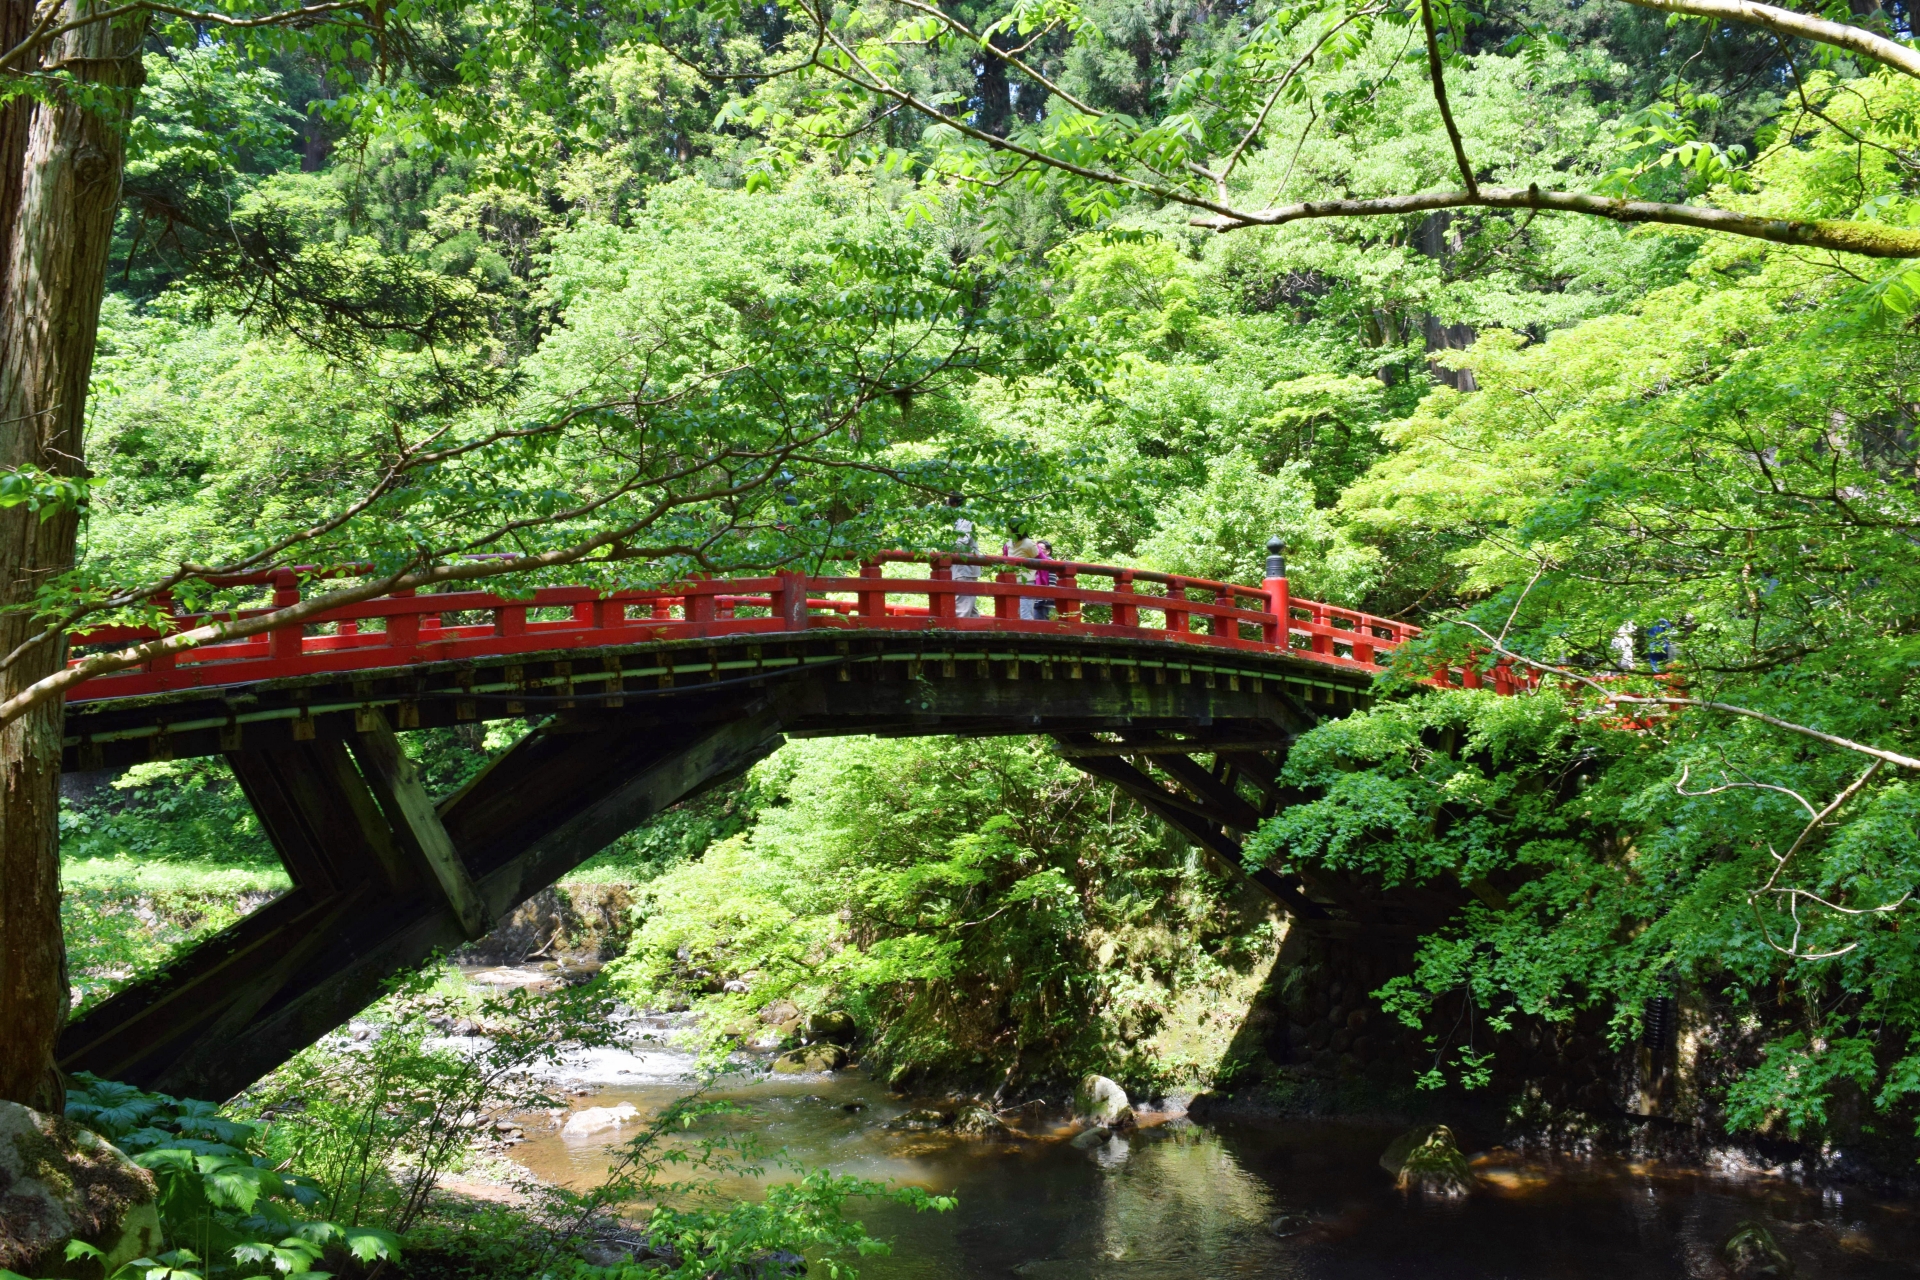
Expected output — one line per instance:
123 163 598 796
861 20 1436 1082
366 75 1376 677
58 704 784 1098
349 709 490 940
1056 735 1326 920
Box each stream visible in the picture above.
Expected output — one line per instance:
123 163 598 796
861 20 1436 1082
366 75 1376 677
503 1031 1920 1279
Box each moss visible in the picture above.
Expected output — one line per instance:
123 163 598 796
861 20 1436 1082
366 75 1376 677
0 1103 159 1278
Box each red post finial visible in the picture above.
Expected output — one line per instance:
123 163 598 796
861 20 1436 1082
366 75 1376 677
1263 537 1290 649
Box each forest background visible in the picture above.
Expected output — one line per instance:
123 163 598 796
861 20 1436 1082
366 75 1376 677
8 0 1920 1255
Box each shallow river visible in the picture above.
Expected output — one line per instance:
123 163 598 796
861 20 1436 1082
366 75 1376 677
508 1054 1920 1280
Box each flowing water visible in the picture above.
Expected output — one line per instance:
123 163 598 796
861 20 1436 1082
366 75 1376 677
508 1045 1920 1280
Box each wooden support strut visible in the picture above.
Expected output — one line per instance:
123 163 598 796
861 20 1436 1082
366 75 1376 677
350 708 491 940
1125 735 1267 833
60 702 790 1098
1057 737 1326 919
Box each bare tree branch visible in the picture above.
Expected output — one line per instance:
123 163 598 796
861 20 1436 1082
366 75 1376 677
1420 0 1477 195
1190 184 1920 257
1615 0 1920 81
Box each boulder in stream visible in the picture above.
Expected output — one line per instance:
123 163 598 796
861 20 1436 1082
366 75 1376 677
1379 1123 1473 1197
771 1044 847 1074
0 1100 163 1278
1073 1075 1134 1127
1723 1221 1795 1279
952 1105 1008 1137
888 1108 952 1132
808 1011 858 1045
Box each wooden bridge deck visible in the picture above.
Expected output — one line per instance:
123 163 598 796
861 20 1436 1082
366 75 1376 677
56 552 1503 1098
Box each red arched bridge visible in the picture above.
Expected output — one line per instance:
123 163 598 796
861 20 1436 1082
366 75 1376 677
58 546 1526 1098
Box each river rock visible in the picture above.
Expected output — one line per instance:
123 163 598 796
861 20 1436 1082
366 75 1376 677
1268 1212 1312 1238
771 1044 847 1074
888 1108 951 1131
952 1105 1007 1137
1723 1221 1795 1278
1073 1075 1133 1127
563 1102 639 1135
1379 1123 1473 1197
0 1100 163 1277
1068 1125 1110 1149
808 1011 858 1045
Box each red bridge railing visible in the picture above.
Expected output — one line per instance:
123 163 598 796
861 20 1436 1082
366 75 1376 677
63 551 1533 703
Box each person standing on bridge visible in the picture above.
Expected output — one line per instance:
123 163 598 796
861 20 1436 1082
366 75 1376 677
1004 524 1041 620
949 495 981 618
1033 540 1056 620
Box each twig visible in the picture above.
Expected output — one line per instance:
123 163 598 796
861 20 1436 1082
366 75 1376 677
1420 0 1477 196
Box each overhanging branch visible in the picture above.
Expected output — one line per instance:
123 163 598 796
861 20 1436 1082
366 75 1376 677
1191 184 1920 257
1614 0 1920 81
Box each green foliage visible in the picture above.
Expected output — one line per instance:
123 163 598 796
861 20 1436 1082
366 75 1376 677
240 964 621 1234
1262 197 1920 1132
55 0 1920 1176
61 761 272 867
65 1075 398 1280
612 735 1283 1090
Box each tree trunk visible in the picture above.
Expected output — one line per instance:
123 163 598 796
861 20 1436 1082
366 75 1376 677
0 0 145 1110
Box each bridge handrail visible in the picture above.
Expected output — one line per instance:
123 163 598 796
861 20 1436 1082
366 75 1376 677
63 549 1534 703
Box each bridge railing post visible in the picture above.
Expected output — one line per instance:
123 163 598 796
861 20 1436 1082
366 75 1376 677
1114 571 1138 628
688 578 717 625
145 593 178 673
994 570 1017 620
773 570 808 630
385 588 418 649
1165 582 1188 636
269 570 303 660
1059 568 1080 622
1262 538 1289 648
930 557 954 619
858 560 885 620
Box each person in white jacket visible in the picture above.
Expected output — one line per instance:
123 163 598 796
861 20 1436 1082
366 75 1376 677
948 495 980 618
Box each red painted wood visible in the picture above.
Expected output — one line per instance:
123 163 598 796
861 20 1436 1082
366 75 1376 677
60 552 1492 704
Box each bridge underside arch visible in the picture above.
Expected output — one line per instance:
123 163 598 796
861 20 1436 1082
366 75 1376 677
57 631 1448 1099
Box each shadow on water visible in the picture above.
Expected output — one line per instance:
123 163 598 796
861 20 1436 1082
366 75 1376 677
509 1066 1920 1280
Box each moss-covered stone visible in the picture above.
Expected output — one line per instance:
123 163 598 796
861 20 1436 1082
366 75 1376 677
1723 1221 1794 1279
770 1043 847 1074
1379 1123 1473 1197
0 1101 161 1278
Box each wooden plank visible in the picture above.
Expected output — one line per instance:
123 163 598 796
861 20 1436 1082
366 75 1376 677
153 890 372 1096
474 706 784 915
226 743 406 893
350 709 490 939
1054 737 1294 756
225 750 341 893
